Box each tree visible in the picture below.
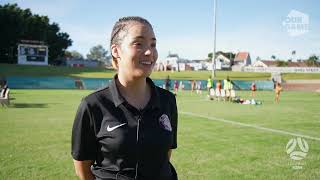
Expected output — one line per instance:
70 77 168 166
86 45 109 63
276 60 288 67
65 50 83 59
208 52 213 60
0 3 72 64
291 50 296 62
271 55 276 60
256 56 261 61
71 50 84 59
305 55 319 67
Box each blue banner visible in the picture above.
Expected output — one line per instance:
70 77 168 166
6 76 274 90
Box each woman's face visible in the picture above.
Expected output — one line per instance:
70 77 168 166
114 22 158 79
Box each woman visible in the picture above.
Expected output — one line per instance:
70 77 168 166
71 16 178 180
251 82 256 97
216 80 222 94
206 76 212 96
275 82 282 103
164 75 171 91
190 80 196 93
196 81 202 94
173 80 179 95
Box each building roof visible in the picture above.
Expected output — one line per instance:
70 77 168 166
234 52 249 61
191 59 207 63
258 60 309 67
260 60 278 67
216 54 231 62
287 61 308 67
167 53 179 58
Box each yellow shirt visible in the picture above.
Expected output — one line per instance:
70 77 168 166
223 80 233 90
207 78 212 88
275 85 282 94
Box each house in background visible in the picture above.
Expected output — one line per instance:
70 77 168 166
166 53 183 71
156 53 185 71
234 52 251 66
232 51 252 71
253 60 277 67
165 53 179 65
188 59 207 71
215 54 232 70
156 52 234 71
66 58 104 67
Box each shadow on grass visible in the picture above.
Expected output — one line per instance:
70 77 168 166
11 103 48 108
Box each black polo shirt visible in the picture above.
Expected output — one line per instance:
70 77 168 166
71 75 178 180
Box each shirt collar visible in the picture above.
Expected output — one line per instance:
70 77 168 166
109 74 125 107
146 77 161 110
109 74 161 110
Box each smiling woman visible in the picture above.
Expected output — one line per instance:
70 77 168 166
110 17 158 80
71 16 178 180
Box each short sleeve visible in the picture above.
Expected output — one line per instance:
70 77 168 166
71 99 97 160
170 95 178 149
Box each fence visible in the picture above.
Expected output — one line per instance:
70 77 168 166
6 76 274 91
243 67 320 73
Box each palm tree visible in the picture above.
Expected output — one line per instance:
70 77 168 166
306 55 319 67
291 50 296 62
256 56 261 61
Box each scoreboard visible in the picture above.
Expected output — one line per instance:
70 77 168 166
17 42 48 65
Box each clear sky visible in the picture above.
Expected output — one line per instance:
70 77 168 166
2 0 320 62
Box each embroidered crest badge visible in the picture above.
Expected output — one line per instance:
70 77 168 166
159 114 172 131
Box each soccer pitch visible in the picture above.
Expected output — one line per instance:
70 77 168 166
0 89 319 179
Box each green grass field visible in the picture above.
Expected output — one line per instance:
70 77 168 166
2 63 320 80
0 63 270 80
0 89 320 179
282 73 320 80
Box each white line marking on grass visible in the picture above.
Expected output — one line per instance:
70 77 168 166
178 99 208 103
180 111 320 142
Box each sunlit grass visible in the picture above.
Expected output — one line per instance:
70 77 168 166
0 89 319 179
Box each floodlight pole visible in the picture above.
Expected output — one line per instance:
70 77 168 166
212 0 217 78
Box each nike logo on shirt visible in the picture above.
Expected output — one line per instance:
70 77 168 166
107 123 126 132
